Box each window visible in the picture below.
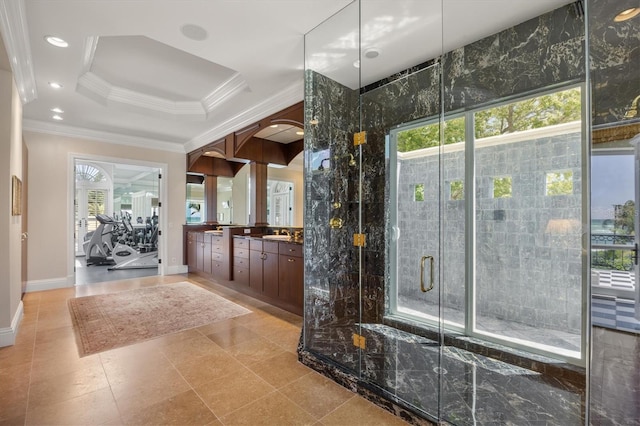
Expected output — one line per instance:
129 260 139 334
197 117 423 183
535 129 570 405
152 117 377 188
546 171 573 196
414 184 425 201
492 176 512 198
450 181 464 200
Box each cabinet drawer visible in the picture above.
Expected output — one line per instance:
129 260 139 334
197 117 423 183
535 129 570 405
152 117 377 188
279 242 303 257
212 260 224 271
212 251 223 262
234 238 249 249
234 256 249 268
211 243 224 253
263 241 280 254
211 235 224 245
235 248 249 259
234 266 249 285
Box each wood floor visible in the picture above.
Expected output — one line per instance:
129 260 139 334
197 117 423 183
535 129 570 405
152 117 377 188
0 274 407 425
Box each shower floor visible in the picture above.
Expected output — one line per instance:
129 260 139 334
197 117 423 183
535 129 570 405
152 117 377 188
398 296 582 354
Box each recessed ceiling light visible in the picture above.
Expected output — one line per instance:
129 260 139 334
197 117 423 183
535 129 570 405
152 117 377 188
296 131 304 135
51 107 64 113
614 7 640 22
353 60 360 68
48 82 63 89
44 35 68 48
180 24 208 41
270 124 279 128
52 114 63 121
364 48 380 59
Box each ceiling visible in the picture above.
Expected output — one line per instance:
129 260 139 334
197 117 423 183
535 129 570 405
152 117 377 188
2 0 575 155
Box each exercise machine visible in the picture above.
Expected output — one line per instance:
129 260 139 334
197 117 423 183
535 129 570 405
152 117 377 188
84 214 117 266
108 218 159 270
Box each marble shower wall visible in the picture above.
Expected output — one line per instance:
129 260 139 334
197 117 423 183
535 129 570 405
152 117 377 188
588 0 640 126
303 69 362 368
303 1 586 365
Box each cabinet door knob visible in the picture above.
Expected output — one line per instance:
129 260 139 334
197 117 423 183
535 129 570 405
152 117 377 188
288 258 295 263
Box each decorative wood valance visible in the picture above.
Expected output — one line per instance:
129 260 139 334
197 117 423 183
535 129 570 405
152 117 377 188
186 101 303 176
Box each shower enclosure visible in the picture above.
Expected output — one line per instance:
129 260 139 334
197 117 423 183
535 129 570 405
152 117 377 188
301 0 638 424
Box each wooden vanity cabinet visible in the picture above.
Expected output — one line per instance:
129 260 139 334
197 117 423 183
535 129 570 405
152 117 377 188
187 229 303 316
203 233 212 274
210 234 224 278
233 237 250 286
187 232 198 271
249 239 279 298
279 242 303 313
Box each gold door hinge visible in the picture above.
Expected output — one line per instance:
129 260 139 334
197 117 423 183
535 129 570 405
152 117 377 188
353 131 367 146
353 233 366 247
352 333 366 349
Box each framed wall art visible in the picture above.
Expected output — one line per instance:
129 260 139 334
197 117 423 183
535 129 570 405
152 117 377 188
12 175 22 216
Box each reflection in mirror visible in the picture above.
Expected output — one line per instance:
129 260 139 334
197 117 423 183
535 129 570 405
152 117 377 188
268 151 304 226
267 180 294 226
217 176 233 224
186 180 204 224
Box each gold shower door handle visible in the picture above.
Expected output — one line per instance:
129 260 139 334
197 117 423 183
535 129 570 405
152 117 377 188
420 255 434 292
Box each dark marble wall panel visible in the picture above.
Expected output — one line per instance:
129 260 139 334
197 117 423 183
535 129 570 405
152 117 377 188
588 0 640 126
303 70 363 366
444 4 585 112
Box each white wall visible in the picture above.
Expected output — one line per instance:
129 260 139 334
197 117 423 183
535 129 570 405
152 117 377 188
0 70 24 347
23 131 187 291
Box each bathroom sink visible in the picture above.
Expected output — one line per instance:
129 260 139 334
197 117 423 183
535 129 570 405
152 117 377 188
262 235 291 240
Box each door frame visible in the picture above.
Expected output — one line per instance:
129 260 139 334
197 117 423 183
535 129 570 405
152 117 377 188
67 153 168 280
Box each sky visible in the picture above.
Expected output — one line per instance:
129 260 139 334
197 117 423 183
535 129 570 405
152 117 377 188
591 154 635 220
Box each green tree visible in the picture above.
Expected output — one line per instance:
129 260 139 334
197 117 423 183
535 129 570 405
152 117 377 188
614 200 635 235
397 87 581 151
493 177 512 198
397 117 465 152
546 171 573 196
475 87 581 138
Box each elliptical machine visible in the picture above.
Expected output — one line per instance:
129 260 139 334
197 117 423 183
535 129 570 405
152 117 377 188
84 214 117 266
108 217 158 270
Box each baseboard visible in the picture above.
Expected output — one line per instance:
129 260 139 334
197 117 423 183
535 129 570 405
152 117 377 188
26 276 75 292
165 265 188 275
0 301 24 347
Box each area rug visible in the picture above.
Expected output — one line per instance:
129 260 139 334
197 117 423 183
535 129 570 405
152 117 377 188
68 282 251 356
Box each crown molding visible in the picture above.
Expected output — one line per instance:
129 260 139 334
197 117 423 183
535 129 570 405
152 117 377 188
81 35 99 74
201 72 249 115
0 0 37 103
77 71 207 119
185 79 304 153
23 119 186 154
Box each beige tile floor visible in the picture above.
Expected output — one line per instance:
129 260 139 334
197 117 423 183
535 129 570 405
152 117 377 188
0 274 408 426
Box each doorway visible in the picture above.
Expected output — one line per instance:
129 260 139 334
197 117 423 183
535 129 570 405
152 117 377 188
72 158 162 285
591 143 640 332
